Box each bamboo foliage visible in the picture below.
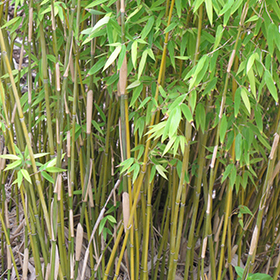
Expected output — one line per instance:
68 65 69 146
1 0 280 279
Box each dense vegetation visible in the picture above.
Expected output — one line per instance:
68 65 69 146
1 0 280 279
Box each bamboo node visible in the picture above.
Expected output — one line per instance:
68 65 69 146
43 79 48 84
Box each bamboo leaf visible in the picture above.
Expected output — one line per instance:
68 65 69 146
235 133 242 162
117 44 126 71
140 16 154 39
127 80 141 90
138 49 148 80
131 40 138 69
222 163 234 183
163 136 176 156
45 167 66 173
0 154 21 160
86 0 112 9
107 215 117 224
213 25 224 50
2 17 21 29
155 165 168 180
175 0 182 18
20 169 32 184
180 103 193 123
255 107 263 133
41 171 55 184
247 68 256 99
88 57 106 75
220 114 227 144
103 45 122 71
241 88 251 115
169 107 181 138
247 53 259 73
264 70 278 102
219 0 234 16
4 160 22 171
234 88 241 117
229 164 236 188
193 0 204 13
195 103 206 133
205 0 213 25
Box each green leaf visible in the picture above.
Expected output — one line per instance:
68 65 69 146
150 165 156 183
155 165 168 180
17 170 23 187
180 103 193 123
117 44 126 71
264 70 278 102
247 68 256 99
189 90 197 113
2 17 21 29
0 154 21 160
130 163 140 183
99 217 107 235
193 0 204 13
239 205 253 216
92 120 104 135
205 0 213 25
41 171 55 184
250 274 272 280
219 0 234 16
175 0 182 17
240 88 251 115
235 133 242 162
88 56 106 75
245 15 259 23
45 167 66 173
146 48 155 61
255 107 263 133
163 136 176 156
164 22 177 34
131 40 138 69
4 160 22 171
213 25 224 50
247 52 259 73
203 77 217 96
106 215 117 224
169 107 181 138
85 0 108 8
103 45 122 71
229 164 236 188
222 164 234 183
106 202 120 214
234 88 241 117
220 114 227 144
33 152 50 159
119 158 134 173
235 266 244 278
140 16 155 39
138 50 148 80
127 80 141 90
126 5 143 22
20 169 32 184
195 103 206 133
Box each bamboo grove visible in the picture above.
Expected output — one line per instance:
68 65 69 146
1 0 280 279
